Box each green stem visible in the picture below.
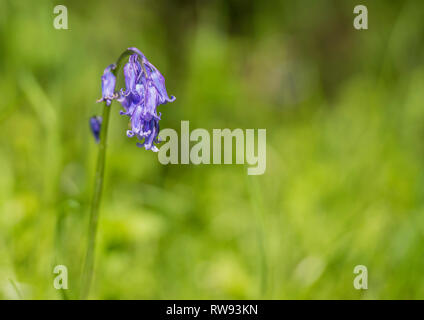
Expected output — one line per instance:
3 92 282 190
80 102 111 299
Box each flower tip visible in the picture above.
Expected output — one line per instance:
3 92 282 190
105 63 117 72
136 142 159 152
90 116 102 143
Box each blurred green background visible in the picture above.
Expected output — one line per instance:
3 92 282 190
1 0 424 299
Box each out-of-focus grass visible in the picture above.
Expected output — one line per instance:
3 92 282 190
1 0 424 299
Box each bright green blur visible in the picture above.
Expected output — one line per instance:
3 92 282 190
1 0 424 299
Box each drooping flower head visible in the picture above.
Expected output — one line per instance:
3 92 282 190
117 49 175 151
95 48 175 151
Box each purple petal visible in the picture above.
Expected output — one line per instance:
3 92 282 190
98 64 116 106
145 64 176 104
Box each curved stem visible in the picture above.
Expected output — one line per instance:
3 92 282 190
80 102 111 299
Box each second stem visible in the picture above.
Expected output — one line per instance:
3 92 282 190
81 102 111 299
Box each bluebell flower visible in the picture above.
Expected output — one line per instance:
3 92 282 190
116 49 175 152
90 116 102 143
97 64 117 106
96 48 175 152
